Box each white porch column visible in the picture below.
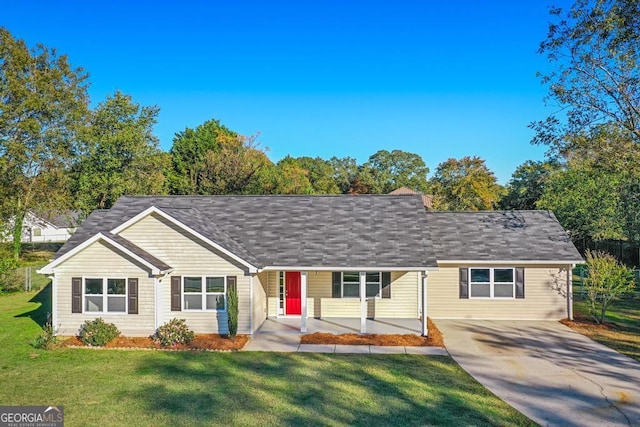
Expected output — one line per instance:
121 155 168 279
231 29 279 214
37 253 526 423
421 271 429 337
154 277 160 331
300 271 308 333
360 272 366 333
567 265 574 321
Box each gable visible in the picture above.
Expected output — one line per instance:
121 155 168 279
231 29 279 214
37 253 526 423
51 240 153 276
117 212 253 273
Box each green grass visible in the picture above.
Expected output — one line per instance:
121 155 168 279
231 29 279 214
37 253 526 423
0 290 535 426
570 269 640 362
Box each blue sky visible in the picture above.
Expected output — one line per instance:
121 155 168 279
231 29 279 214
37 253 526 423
3 1 570 183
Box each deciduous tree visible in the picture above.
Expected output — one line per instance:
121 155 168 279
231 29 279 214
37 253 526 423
430 156 503 211
500 160 560 210
583 249 635 324
72 91 167 214
0 28 89 260
532 0 640 152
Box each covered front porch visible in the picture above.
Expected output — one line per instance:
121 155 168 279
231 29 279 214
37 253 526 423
259 270 430 335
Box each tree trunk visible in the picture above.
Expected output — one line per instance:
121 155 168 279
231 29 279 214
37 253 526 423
600 302 608 325
12 209 25 262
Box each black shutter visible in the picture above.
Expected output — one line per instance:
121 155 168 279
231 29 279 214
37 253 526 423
227 276 237 293
128 278 139 314
171 276 181 311
459 268 469 299
72 277 82 313
515 267 525 299
381 272 391 298
332 272 341 298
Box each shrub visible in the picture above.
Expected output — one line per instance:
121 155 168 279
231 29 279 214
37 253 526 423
227 282 238 340
0 254 19 293
584 250 635 324
154 318 195 347
79 318 121 346
32 322 57 350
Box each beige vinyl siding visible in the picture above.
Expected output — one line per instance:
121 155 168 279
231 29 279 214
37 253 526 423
265 270 419 319
253 273 268 333
265 271 279 316
54 240 155 337
371 272 419 318
117 212 252 334
427 264 570 320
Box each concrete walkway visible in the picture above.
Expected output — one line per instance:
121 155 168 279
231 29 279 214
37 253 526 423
243 317 447 355
435 320 640 427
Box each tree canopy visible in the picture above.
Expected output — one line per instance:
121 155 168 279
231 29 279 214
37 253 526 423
431 156 503 211
0 27 89 259
532 0 640 153
72 91 168 215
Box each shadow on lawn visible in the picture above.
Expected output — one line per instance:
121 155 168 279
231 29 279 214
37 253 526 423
15 283 51 328
119 352 528 426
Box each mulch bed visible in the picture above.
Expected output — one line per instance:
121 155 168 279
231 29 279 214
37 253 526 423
300 318 444 347
59 334 249 351
560 316 618 331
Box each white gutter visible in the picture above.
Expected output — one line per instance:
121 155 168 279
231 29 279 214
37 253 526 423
261 266 439 272
438 260 584 265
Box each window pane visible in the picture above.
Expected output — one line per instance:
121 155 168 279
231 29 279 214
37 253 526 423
494 269 514 283
85 278 103 295
107 279 126 295
108 296 126 312
206 277 224 293
366 283 380 298
207 294 225 310
343 283 360 297
495 283 514 298
365 272 380 284
470 283 490 297
470 269 490 283
184 294 202 310
343 272 359 283
184 277 202 293
85 296 103 312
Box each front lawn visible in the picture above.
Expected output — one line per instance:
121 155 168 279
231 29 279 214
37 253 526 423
0 289 534 426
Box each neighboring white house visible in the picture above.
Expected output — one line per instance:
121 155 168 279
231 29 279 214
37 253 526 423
20 211 79 243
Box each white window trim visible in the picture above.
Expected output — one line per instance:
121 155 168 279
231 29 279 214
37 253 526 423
182 275 227 312
83 277 128 314
341 272 382 299
469 268 515 299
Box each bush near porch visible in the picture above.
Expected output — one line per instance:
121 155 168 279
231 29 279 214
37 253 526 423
0 288 535 426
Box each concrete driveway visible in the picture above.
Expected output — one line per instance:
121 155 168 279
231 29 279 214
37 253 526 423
435 320 640 427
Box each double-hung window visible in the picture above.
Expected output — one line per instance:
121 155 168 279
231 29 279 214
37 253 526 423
340 272 383 298
84 278 126 313
183 276 226 311
469 268 515 299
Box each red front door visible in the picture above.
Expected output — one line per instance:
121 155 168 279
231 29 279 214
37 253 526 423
285 272 301 315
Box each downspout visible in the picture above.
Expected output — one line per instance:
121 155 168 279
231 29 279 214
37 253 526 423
154 277 159 331
567 264 574 321
50 274 58 333
421 271 428 337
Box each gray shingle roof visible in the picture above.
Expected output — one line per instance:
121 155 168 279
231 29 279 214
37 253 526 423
425 210 583 262
57 195 438 269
